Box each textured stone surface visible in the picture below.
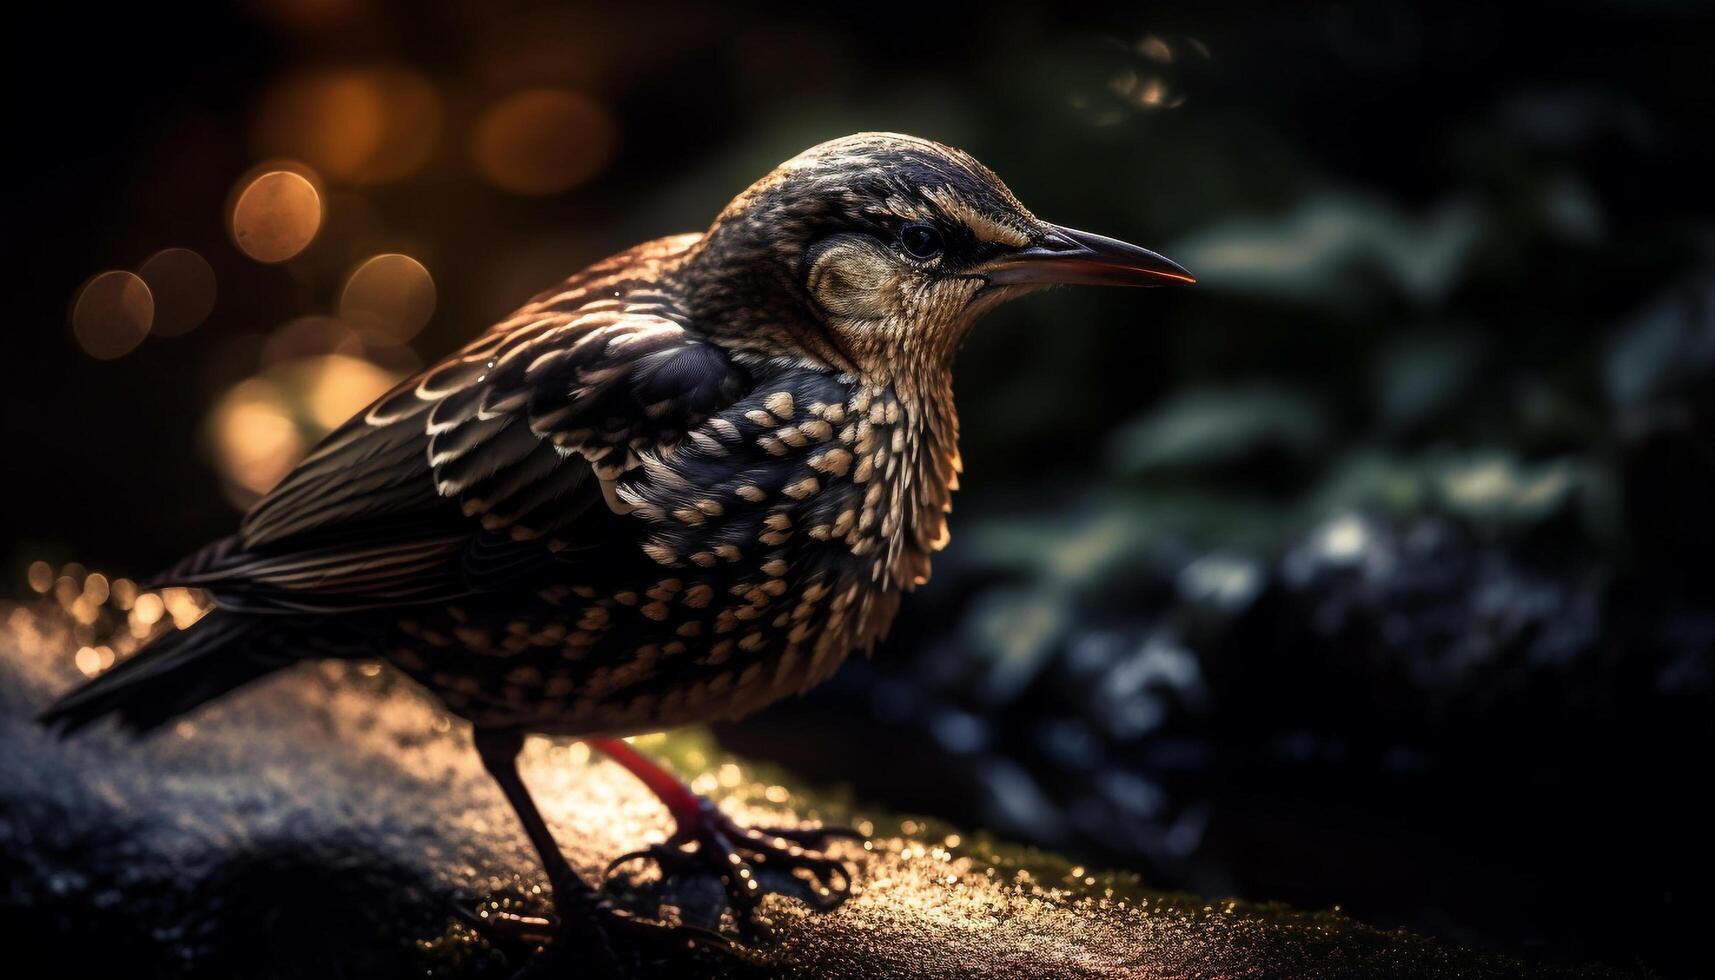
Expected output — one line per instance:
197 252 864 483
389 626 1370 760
1 597 1626 979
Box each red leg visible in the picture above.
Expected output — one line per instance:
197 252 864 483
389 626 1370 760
586 738 860 924
587 738 703 823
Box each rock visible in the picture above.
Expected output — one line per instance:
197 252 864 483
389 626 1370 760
719 499 1713 976
0 595 1628 979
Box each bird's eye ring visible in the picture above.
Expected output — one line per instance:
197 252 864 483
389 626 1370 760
900 223 945 260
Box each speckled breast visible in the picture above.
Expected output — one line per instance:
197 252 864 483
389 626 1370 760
386 367 960 736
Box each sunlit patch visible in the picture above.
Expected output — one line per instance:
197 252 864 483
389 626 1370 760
339 253 437 346
70 270 154 360
254 67 441 185
231 168 323 263
137 248 217 337
471 89 614 195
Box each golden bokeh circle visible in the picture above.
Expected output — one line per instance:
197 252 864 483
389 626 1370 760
305 354 397 429
253 67 441 185
231 169 323 263
71 270 155 360
210 377 304 499
338 253 436 346
137 248 217 337
206 354 402 507
262 314 363 365
471 89 614 195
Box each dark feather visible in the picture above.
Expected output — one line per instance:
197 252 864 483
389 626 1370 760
157 255 750 616
41 613 274 733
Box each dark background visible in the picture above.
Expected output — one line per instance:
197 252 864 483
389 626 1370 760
7 1 1714 977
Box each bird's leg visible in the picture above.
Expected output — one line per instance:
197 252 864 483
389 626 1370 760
590 737 860 926
471 728 623 967
468 730 743 975
476 730 582 896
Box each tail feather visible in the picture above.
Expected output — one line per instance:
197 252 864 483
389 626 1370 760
39 612 284 735
145 534 248 589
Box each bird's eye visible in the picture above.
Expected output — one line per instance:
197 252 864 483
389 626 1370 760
900 223 945 260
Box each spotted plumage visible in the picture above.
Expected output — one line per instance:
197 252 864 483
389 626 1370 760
43 133 1192 964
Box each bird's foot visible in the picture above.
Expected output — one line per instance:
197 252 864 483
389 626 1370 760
604 798 860 933
460 892 742 977
459 898 558 948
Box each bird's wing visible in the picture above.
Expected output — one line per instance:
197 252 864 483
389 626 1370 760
165 234 750 612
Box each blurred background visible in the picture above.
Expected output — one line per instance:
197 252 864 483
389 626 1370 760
8 1 1714 976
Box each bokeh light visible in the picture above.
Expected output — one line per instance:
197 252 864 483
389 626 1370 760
253 67 441 185
70 270 154 360
132 591 164 627
251 0 365 32
207 355 401 505
1068 32 1207 125
74 644 116 677
210 377 304 500
304 353 397 429
231 169 323 263
338 253 436 346
136 248 217 336
471 89 614 195
261 314 364 364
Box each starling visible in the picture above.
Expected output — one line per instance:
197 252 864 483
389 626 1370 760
42 133 1192 970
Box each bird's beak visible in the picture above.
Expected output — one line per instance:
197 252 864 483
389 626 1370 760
981 224 1195 288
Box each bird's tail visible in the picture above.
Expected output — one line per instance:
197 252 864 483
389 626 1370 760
39 611 285 735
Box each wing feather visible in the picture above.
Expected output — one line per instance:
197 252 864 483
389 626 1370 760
163 234 750 613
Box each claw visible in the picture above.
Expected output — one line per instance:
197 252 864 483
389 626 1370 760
459 893 746 964
605 846 668 879
602 804 864 929
454 901 558 949
604 906 746 959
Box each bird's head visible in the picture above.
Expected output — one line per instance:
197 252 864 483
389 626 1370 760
683 132 1193 382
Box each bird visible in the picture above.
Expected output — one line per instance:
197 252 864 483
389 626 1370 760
40 132 1192 973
